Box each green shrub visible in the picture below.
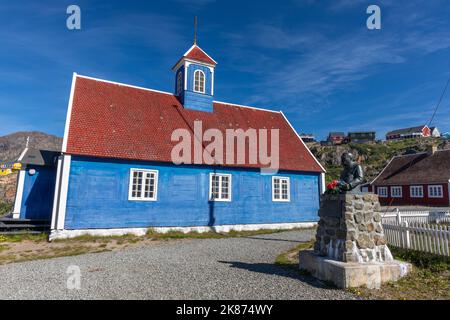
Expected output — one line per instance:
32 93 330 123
390 247 450 272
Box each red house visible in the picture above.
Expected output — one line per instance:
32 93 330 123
327 132 346 145
371 146 450 207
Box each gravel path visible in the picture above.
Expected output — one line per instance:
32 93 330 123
0 230 356 299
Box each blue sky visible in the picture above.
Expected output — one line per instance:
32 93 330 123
1 0 449 140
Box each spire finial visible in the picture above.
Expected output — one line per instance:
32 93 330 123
194 16 198 45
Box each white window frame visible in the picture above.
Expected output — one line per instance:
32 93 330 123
377 186 388 198
209 173 232 202
272 176 290 202
193 70 205 94
428 185 443 198
410 185 423 198
128 169 159 201
390 186 402 198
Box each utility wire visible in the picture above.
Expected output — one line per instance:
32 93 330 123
428 76 450 127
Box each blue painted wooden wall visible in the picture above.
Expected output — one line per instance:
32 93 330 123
175 63 213 112
64 156 320 230
20 166 56 220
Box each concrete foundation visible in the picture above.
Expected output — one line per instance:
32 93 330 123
299 250 411 289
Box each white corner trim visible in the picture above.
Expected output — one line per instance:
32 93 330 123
48 222 317 241
50 156 63 229
211 69 214 96
62 73 77 153
12 170 26 218
320 172 326 194
54 155 71 230
279 111 326 173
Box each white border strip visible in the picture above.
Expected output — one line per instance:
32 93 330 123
76 74 174 97
55 155 71 230
49 222 317 241
62 73 77 153
279 111 326 173
12 170 26 219
50 156 63 229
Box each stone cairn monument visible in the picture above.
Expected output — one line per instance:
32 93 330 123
314 193 393 264
300 153 410 289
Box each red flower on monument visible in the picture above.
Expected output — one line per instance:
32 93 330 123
327 179 338 190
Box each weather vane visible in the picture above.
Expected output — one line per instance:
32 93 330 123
194 16 198 45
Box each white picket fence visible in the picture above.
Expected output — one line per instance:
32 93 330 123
381 209 450 225
381 209 450 256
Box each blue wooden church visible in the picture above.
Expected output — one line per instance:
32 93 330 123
12 42 326 239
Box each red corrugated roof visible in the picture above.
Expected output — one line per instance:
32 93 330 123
65 75 324 173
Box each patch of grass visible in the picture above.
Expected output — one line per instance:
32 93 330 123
145 228 310 240
0 233 48 243
390 247 449 272
53 233 141 243
348 248 450 300
275 240 314 272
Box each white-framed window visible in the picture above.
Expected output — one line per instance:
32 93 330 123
194 70 205 93
272 176 290 202
410 185 423 198
390 186 402 198
209 173 231 201
377 187 388 197
176 72 183 95
128 169 158 201
428 185 443 198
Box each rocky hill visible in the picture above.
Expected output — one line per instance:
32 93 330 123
308 137 449 184
0 132 62 209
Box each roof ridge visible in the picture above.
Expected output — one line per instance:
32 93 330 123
213 100 280 114
76 74 176 96
76 74 281 115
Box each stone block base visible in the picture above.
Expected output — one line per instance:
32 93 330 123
299 250 411 289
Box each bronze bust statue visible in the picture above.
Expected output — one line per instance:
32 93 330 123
338 152 363 192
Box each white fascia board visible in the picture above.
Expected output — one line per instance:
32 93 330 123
76 74 174 96
370 156 396 186
61 73 77 153
279 111 326 173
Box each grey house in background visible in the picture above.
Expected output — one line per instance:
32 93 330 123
347 132 376 144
